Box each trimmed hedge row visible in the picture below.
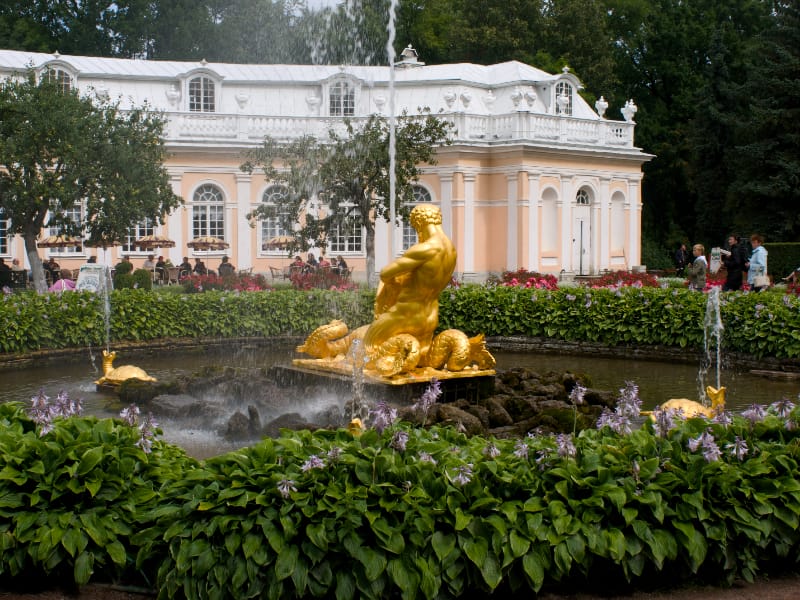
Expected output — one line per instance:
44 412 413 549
1 286 799 359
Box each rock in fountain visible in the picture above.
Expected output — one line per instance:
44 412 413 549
293 205 496 398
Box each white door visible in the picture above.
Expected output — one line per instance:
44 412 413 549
572 206 591 275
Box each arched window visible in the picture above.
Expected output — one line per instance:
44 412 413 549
576 189 591 205
189 76 215 112
555 81 573 116
192 184 225 241
261 184 290 252
43 68 72 93
330 81 355 116
402 185 433 250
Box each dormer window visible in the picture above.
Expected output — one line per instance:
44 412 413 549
330 81 355 117
555 81 573 116
42 67 73 93
189 76 216 112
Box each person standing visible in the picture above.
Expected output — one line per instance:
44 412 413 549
674 243 689 277
687 244 707 291
721 234 747 291
746 234 769 291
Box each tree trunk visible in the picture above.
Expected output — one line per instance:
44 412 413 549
24 233 48 293
365 221 376 287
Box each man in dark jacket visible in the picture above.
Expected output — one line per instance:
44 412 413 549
722 234 747 291
674 244 689 277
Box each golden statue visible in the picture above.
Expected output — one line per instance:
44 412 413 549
95 350 157 389
295 205 495 382
642 385 726 419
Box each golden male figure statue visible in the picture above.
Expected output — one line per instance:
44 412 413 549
296 204 494 377
364 204 456 360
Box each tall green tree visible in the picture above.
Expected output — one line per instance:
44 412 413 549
727 1 800 241
0 73 182 292
242 112 452 281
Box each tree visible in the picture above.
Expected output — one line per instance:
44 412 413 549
0 72 182 292
727 1 800 240
242 112 452 282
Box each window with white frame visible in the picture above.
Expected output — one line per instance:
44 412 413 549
0 208 8 255
329 210 362 253
122 218 155 253
43 67 72 93
576 188 590 205
329 81 355 116
260 184 290 251
555 81 573 116
189 76 216 112
402 185 433 250
47 205 82 254
192 184 225 241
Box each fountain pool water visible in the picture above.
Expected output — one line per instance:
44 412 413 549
1 343 797 459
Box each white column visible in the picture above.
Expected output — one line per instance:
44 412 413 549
628 177 642 267
374 217 390 274
235 173 252 270
559 176 572 271
526 171 540 272
167 173 183 266
598 177 611 272
439 173 454 238
463 173 476 278
506 172 519 272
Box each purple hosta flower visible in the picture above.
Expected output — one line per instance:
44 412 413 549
711 410 733 426
301 455 325 472
390 430 409 452
754 303 765 318
741 404 767 425
483 442 501 459
277 478 297 499
418 451 437 465
555 433 577 459
327 446 343 463
569 383 587 406
617 381 642 418
770 398 796 419
368 401 398 434
566 293 576 302
688 429 721 462
534 448 551 471
652 406 680 438
631 460 641 483
52 390 82 418
2 286 12 296
726 436 749 461
584 295 593 309
455 420 467 434
120 404 140 426
411 379 441 422
27 389 51 431
513 439 529 460
449 463 473 486
136 412 159 454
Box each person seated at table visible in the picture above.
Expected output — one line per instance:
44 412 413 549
11 258 24 271
318 255 331 269
218 256 235 276
193 257 208 276
153 255 167 282
143 254 156 270
176 256 192 277
86 256 97 264
45 257 61 281
290 255 305 271
334 256 349 276
305 252 318 271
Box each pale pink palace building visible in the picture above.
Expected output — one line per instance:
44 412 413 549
0 47 651 281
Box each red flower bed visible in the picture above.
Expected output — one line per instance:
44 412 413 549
181 272 270 293
588 270 660 288
493 269 559 290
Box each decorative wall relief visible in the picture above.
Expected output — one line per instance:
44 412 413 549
443 89 456 109
165 84 181 107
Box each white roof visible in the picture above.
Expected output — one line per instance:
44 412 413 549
0 49 560 87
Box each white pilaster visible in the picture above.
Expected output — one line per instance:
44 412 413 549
375 217 390 273
167 173 183 265
463 173 476 277
235 173 252 269
628 178 642 267
506 172 519 271
598 177 611 272
526 171 541 271
439 173 454 238
559 177 572 271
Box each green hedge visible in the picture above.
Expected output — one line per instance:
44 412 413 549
1 401 799 598
764 242 800 281
1 286 799 359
